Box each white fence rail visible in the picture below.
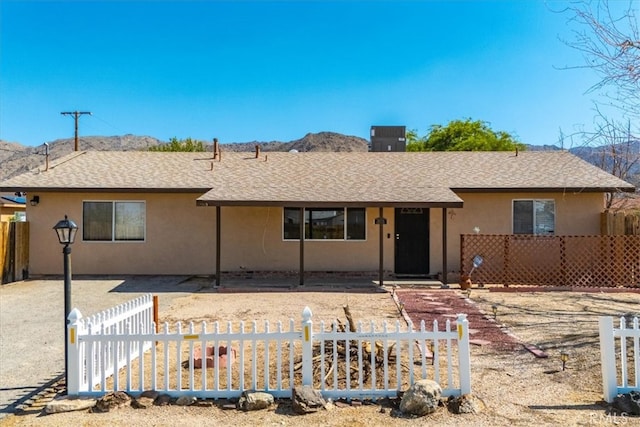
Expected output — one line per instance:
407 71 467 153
68 300 471 400
67 294 155 395
599 315 640 402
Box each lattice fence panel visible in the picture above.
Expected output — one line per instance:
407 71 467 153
461 234 640 288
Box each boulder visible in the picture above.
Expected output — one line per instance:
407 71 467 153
94 391 131 412
140 390 160 400
237 391 275 411
291 385 327 414
44 395 97 414
132 396 155 409
399 379 442 416
613 391 640 416
132 390 160 409
175 395 197 406
156 394 172 406
447 394 479 414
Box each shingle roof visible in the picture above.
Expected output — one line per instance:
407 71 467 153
0 150 634 207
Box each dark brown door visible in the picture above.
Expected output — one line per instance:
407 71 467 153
394 208 430 275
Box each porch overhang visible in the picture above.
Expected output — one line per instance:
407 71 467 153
196 186 462 288
195 186 464 208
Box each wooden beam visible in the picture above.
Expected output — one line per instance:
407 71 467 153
299 207 305 286
215 205 221 287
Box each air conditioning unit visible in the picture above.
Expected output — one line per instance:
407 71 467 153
370 126 406 152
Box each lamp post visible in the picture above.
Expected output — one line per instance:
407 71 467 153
53 215 78 393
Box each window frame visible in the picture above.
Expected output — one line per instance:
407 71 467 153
282 207 367 241
82 200 146 243
512 199 556 235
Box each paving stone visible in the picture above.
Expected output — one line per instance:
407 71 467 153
469 339 491 346
45 396 97 414
524 344 548 358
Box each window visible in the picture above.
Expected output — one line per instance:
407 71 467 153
513 200 555 235
83 201 145 241
283 208 366 240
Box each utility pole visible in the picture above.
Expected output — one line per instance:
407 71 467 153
61 111 92 151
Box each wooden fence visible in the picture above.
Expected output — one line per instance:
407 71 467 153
601 211 640 236
68 296 472 400
599 316 640 402
0 221 29 284
461 234 640 288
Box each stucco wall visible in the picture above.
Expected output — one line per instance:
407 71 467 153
26 191 604 276
27 192 217 275
428 192 606 277
219 206 394 272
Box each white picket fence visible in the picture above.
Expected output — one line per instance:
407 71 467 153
68 296 471 400
599 315 640 402
67 294 155 395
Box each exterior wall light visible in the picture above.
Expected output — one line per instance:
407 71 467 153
30 195 40 206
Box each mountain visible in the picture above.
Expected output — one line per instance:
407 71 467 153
0 132 369 181
525 142 639 188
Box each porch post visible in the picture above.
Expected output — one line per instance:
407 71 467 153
299 207 305 286
215 205 221 287
441 208 449 288
378 207 384 287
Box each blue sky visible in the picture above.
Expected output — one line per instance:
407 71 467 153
0 1 624 147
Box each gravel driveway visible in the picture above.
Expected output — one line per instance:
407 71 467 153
0 276 201 417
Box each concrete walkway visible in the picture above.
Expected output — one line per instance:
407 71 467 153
0 276 200 417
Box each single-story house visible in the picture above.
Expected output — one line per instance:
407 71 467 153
0 149 635 284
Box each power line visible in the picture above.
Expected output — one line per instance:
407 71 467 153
61 111 92 151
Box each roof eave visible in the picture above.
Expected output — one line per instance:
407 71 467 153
451 186 637 193
196 200 464 208
0 187 213 193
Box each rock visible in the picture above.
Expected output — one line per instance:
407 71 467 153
132 396 155 409
291 385 327 414
132 390 160 409
237 391 275 411
44 395 97 414
156 394 172 406
399 379 442 416
140 390 160 400
613 391 640 416
175 395 197 406
447 394 479 414
94 391 131 412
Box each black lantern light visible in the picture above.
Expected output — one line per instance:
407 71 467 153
53 215 78 394
53 215 78 246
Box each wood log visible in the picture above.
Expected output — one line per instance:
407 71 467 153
343 304 356 332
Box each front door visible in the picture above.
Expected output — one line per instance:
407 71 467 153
394 208 430 275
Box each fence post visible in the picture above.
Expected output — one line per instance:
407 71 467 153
456 313 471 395
599 316 618 403
67 308 84 396
301 306 313 386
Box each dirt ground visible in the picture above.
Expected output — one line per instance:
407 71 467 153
1 283 639 427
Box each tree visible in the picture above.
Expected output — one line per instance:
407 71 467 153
406 119 524 152
559 0 640 207
561 1 640 117
148 137 207 152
